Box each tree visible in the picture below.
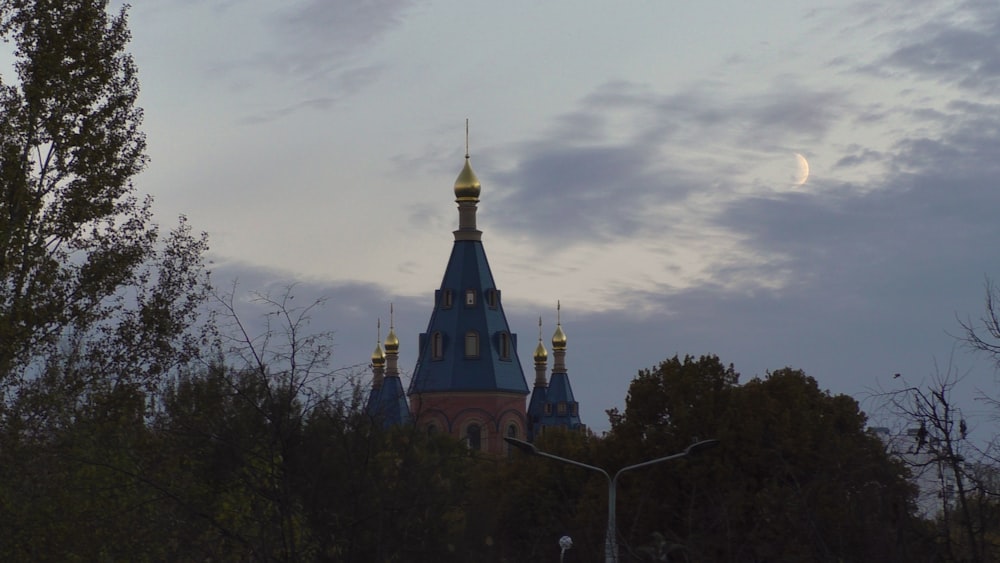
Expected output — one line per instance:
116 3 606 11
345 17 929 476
880 364 1000 563
0 3 212 558
477 428 604 562
0 0 159 382
962 278 1000 464
604 356 922 562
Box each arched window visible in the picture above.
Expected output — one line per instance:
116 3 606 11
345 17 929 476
464 331 479 358
432 331 443 360
499 332 511 360
506 424 518 458
467 424 482 450
427 423 438 436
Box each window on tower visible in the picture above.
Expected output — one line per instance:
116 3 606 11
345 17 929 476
432 331 443 360
486 288 498 308
499 332 511 360
557 402 567 415
465 289 476 306
442 289 453 309
464 331 479 358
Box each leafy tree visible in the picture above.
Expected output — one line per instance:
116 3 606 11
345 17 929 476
0 0 178 382
0 3 211 558
477 428 604 562
604 356 922 562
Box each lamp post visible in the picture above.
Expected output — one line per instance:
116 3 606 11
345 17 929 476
505 437 719 563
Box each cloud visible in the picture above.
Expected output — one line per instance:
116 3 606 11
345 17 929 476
185 0 419 122
476 79 853 251
237 64 384 124
208 260 428 373
488 142 696 246
277 0 417 61
253 0 418 85
712 90 1000 319
873 1 1000 94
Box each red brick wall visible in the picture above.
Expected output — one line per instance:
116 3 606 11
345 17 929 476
410 392 527 455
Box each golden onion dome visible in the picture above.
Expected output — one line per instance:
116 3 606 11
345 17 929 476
454 157 481 201
552 324 567 351
533 339 548 363
371 343 386 367
384 328 399 353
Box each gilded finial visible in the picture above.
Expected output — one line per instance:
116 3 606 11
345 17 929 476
454 121 481 202
534 316 547 362
385 303 399 353
552 301 567 351
371 318 386 366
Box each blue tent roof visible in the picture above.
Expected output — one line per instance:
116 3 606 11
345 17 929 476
527 384 548 441
366 376 411 427
528 369 582 436
409 239 529 395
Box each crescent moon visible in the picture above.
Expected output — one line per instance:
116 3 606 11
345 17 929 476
794 153 810 186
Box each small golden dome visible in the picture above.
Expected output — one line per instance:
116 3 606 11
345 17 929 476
454 157 481 201
552 324 567 351
384 328 399 353
533 339 548 363
371 343 386 367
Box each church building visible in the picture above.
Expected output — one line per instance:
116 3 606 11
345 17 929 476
365 145 583 454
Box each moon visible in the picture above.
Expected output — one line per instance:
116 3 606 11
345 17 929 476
794 153 810 186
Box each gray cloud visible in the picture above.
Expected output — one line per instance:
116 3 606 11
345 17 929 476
260 0 418 85
277 0 417 60
237 64 384 124
208 260 427 374
875 1 1000 94
488 142 694 246
476 80 852 249
709 93 1000 348
194 0 417 122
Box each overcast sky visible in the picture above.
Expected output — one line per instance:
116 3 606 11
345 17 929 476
74 0 1000 434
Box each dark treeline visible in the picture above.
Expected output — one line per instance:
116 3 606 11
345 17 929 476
4 348 1000 562
1 1 999 561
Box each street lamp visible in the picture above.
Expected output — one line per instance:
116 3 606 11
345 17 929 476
505 437 719 563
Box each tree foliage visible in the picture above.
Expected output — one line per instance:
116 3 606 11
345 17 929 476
0 0 167 382
602 356 922 563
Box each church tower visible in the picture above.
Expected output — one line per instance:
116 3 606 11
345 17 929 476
366 311 412 427
407 146 530 455
526 302 583 439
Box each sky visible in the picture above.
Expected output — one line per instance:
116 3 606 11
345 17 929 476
60 0 1000 434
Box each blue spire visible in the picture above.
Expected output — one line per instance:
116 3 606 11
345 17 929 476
367 376 411 428
408 235 529 394
367 307 412 427
409 152 529 397
528 304 582 437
